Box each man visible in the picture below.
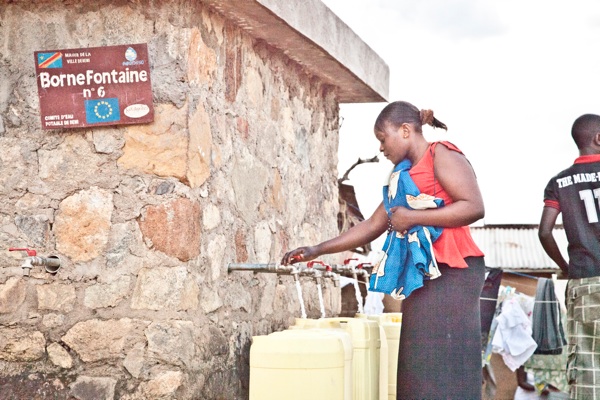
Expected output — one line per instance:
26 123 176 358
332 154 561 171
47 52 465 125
539 113 600 399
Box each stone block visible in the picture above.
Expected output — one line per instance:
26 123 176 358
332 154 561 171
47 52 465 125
123 343 145 379
47 342 73 369
145 320 195 367
253 221 272 262
138 198 201 262
138 370 183 398
179 279 200 311
36 283 76 312
0 328 45 362
84 276 131 309
15 214 50 248
188 27 216 87
118 104 188 180
62 318 137 363
207 236 226 281
131 266 188 310
202 203 221 230
231 151 269 224
200 285 222 314
0 277 26 314
187 103 212 188
54 187 113 262
70 376 117 400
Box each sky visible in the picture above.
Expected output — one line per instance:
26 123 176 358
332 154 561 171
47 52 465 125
321 0 600 228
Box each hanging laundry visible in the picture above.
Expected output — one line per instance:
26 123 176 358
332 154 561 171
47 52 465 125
531 278 567 355
491 294 538 371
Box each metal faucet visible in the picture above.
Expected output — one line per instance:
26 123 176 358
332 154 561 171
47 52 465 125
9 248 61 277
323 265 340 287
303 261 324 286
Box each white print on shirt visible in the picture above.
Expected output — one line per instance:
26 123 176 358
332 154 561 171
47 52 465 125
579 188 600 223
557 171 600 188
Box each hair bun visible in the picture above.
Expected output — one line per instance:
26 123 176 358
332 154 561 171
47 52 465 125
420 109 435 126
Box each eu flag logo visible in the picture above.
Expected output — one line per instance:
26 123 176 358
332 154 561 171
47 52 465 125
85 98 121 124
37 52 63 68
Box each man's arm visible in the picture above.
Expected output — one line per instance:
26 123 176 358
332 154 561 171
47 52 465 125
538 206 569 276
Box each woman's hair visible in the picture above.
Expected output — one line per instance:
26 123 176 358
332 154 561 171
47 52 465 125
572 113 600 149
374 101 447 133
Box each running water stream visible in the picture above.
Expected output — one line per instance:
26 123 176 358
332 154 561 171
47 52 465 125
295 279 307 319
316 281 325 318
353 277 364 314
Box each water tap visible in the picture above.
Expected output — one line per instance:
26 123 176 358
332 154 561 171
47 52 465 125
9 248 61 277
305 261 325 287
323 265 340 287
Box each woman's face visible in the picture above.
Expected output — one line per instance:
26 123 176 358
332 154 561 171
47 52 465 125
375 123 408 164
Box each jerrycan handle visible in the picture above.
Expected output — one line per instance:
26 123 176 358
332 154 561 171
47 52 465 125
315 317 346 329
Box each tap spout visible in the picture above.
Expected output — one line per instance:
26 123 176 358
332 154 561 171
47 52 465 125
9 248 61 276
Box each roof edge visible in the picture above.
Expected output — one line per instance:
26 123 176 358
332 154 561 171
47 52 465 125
202 0 389 103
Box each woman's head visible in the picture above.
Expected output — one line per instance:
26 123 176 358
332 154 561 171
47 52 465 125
374 101 447 134
374 101 447 164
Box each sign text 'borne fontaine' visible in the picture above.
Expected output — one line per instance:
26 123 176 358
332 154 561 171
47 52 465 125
34 43 154 130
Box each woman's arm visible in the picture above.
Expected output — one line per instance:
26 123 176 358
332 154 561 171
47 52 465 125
389 144 485 231
281 202 388 265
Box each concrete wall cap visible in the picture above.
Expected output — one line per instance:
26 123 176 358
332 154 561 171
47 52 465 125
202 0 389 103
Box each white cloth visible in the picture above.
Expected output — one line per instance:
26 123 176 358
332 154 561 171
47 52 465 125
491 297 538 371
363 291 384 315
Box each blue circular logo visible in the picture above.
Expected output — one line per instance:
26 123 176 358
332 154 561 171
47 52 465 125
125 47 137 62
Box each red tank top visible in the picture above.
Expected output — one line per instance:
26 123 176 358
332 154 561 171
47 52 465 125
409 141 484 268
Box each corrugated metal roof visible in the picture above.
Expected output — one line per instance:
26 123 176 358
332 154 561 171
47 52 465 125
469 225 568 272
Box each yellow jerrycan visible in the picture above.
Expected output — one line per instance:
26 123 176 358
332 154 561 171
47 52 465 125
316 317 380 400
364 313 402 400
249 329 345 400
287 318 353 400
357 313 389 400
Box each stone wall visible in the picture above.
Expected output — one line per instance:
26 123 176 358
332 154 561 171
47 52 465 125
0 1 342 399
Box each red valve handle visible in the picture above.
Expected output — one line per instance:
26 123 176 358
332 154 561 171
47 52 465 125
9 248 37 256
307 260 326 268
344 258 358 265
326 265 332 271
356 262 372 269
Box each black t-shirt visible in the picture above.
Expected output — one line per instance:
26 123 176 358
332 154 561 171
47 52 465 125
544 155 600 278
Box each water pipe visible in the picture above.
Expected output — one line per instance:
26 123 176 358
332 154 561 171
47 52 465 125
227 262 307 318
8 248 61 276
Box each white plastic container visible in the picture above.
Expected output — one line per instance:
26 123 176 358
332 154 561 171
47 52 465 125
288 319 353 400
317 317 381 400
365 313 402 400
358 314 389 400
250 329 346 400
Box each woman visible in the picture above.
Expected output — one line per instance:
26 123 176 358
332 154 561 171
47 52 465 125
282 100 486 399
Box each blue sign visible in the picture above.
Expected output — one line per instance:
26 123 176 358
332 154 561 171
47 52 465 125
85 98 121 124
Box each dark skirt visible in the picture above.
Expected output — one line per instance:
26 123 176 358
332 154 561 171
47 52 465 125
397 256 485 400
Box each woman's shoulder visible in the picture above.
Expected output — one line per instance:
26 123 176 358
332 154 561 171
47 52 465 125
431 141 464 155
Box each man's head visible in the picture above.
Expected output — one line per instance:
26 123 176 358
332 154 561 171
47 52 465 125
572 114 600 150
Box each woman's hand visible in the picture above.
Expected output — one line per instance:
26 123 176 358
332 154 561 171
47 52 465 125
281 246 320 265
389 206 413 234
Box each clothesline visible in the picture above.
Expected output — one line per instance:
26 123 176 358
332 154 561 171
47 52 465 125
480 296 559 303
